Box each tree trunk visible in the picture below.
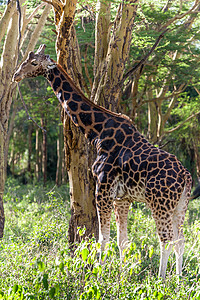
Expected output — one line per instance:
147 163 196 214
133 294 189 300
0 129 5 238
0 0 50 237
50 0 99 243
35 128 40 181
63 115 97 244
28 122 33 177
148 101 158 143
91 0 139 110
5 97 18 179
56 119 63 186
193 139 200 182
41 118 47 186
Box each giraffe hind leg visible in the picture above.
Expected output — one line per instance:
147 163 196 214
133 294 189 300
172 186 188 276
153 215 174 279
113 199 130 260
159 240 173 278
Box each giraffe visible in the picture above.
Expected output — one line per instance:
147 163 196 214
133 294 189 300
13 44 200 278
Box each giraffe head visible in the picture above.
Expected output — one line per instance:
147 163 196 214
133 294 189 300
13 44 56 82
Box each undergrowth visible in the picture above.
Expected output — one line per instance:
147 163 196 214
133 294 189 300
0 177 199 299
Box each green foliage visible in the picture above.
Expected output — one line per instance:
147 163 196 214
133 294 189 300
0 178 200 299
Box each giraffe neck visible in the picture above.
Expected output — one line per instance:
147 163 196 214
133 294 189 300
45 63 135 145
45 64 104 142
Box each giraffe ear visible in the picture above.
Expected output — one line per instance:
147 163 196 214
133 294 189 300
28 51 35 60
36 44 46 55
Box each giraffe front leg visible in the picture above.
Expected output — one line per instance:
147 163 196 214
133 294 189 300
113 199 130 260
96 192 112 263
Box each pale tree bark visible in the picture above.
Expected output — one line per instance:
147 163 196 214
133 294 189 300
0 0 17 43
41 117 47 186
193 139 200 181
91 0 111 102
35 128 40 181
56 117 63 186
28 122 33 176
92 0 139 110
5 96 18 179
0 1 51 237
0 4 20 238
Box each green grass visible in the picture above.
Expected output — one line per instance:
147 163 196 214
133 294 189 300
0 177 199 299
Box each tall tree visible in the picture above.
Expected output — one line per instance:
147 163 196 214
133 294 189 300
0 0 51 237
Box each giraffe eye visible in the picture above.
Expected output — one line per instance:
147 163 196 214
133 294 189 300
31 61 38 66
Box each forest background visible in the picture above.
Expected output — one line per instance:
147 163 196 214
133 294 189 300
0 0 200 298
1 0 199 188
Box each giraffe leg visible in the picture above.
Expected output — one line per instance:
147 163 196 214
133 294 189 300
113 199 130 260
96 193 112 261
153 215 174 279
159 240 173 278
172 215 185 276
172 187 188 276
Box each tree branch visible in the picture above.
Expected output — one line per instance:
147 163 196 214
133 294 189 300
42 0 63 15
160 0 199 31
16 0 22 65
120 1 200 86
17 84 46 132
24 3 45 27
164 111 200 134
194 86 200 95
22 4 51 61
121 28 169 85
0 0 16 44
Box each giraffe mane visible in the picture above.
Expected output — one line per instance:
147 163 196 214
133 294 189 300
52 60 133 123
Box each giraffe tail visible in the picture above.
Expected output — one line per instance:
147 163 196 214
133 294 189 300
190 184 200 200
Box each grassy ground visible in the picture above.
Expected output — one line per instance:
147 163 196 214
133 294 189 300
0 177 199 299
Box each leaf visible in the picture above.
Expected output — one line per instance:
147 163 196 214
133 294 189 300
149 246 154 258
59 262 64 273
42 273 49 290
37 260 46 272
49 287 56 298
81 248 89 262
92 267 98 277
12 284 18 293
157 292 164 300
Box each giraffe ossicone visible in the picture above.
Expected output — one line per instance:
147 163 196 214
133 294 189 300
13 44 200 279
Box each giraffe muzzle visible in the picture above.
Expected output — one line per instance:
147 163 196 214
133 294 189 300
13 72 22 82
